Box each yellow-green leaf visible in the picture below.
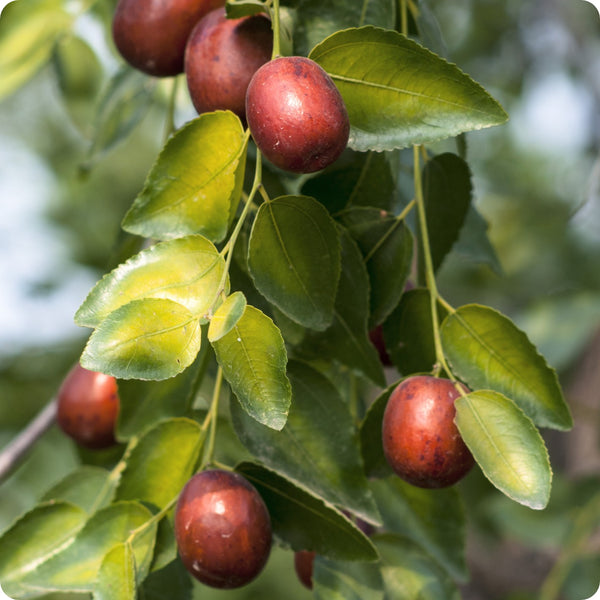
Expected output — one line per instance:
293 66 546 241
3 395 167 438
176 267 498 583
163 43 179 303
208 291 247 342
94 543 136 600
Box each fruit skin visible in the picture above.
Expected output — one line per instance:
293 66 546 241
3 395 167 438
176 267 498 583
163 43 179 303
382 375 474 488
294 550 315 589
56 364 119 449
245 56 350 173
185 8 272 121
112 0 225 77
174 469 272 589
369 325 392 366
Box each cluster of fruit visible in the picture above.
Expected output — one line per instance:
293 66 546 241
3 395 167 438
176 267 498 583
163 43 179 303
111 0 349 173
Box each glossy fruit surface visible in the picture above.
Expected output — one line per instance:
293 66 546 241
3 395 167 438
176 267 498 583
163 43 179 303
185 8 272 121
112 0 225 77
174 469 272 588
245 56 349 173
56 363 119 449
382 375 474 488
294 550 315 589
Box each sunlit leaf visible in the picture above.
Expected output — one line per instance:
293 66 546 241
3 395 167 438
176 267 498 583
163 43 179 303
94 543 135 600
231 360 381 525
455 390 552 510
248 195 341 330
309 27 508 151
441 304 573 430
75 235 225 328
212 305 291 430
81 298 202 380
208 291 247 342
122 111 247 242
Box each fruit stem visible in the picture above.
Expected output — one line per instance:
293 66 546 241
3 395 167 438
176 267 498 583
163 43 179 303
413 145 455 381
399 0 408 36
163 77 179 141
202 366 224 466
270 0 282 59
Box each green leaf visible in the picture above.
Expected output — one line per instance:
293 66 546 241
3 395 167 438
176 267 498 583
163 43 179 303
19 501 156 594
225 0 266 18
338 207 413 326
212 304 291 430
455 390 552 510
300 228 386 387
313 556 384 600
231 360 381 525
376 534 461 600
115 418 204 509
236 462 379 562
75 235 225 328
383 289 448 375
371 478 468 581
309 27 508 152
0 501 87 599
248 195 341 330
208 291 247 342
441 304 573 430
142 559 193 600
420 153 472 273
122 111 247 242
0 0 73 100
41 466 115 513
117 348 206 439
81 298 202 380
94 543 136 600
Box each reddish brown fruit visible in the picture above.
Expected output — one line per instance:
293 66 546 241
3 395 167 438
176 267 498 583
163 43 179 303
245 56 350 173
294 550 315 590
369 325 392 366
174 469 272 589
112 0 225 77
56 364 119 449
185 8 272 121
382 375 474 488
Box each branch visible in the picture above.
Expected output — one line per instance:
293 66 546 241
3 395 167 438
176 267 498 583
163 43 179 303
0 399 57 484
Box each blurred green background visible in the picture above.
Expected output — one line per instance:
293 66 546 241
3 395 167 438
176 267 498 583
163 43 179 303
1 0 599 598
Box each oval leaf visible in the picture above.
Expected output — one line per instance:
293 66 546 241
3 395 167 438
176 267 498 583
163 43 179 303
75 235 225 328
81 298 202 380
115 418 204 509
236 462 378 562
309 26 508 151
212 304 291 430
248 195 341 330
208 291 246 342
231 360 381 525
441 304 573 430
313 556 384 600
122 111 247 242
95 543 136 600
455 390 552 510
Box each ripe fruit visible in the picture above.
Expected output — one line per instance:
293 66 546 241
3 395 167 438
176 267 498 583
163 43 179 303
245 56 350 173
382 375 474 488
174 469 272 589
369 325 392 366
56 364 119 449
112 0 225 77
185 8 272 121
294 550 315 589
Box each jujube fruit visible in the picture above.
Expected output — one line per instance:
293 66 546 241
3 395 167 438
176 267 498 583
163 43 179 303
112 0 225 77
245 56 350 173
294 550 315 589
185 7 272 121
174 469 272 589
56 363 119 449
382 375 474 488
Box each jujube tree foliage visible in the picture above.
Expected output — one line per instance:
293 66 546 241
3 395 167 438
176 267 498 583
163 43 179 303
0 0 575 598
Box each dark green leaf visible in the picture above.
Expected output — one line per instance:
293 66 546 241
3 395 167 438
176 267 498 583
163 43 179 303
313 556 384 600
75 235 225 328
455 390 552 510
94 543 135 600
309 27 508 152
213 304 291 430
441 304 573 430
142 559 193 600
122 111 247 242
371 478 468 581
231 360 381 525
338 207 413 326
420 153 472 273
236 462 379 561
115 418 204 509
248 195 341 330
81 298 202 380
300 229 386 387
